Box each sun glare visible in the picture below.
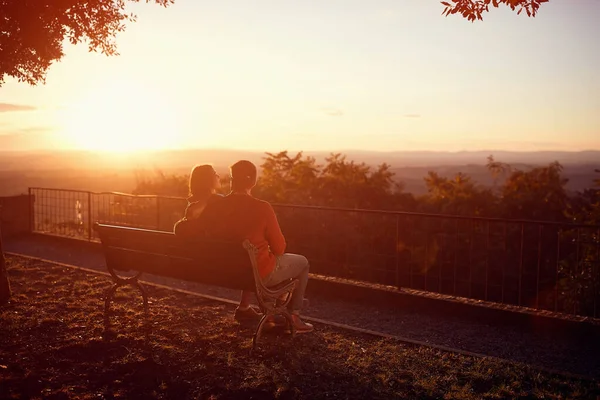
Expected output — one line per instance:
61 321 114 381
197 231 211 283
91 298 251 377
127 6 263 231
59 81 180 153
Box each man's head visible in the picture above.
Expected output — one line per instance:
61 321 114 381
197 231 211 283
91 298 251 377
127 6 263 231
230 160 257 192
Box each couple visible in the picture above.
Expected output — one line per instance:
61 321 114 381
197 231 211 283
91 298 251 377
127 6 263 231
175 160 314 334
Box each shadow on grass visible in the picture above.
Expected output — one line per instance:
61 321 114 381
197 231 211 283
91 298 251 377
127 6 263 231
1 323 389 399
2 256 599 400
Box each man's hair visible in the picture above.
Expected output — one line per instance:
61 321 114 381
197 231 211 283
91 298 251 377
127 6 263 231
230 160 257 191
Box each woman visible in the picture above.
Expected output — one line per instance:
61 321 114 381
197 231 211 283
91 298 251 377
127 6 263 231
174 164 222 237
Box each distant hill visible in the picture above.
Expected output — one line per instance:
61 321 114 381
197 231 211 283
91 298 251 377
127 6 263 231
0 149 598 196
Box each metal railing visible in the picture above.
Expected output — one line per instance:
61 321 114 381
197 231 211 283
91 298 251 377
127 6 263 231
28 187 600 319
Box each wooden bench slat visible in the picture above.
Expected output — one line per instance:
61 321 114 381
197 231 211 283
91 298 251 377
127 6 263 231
95 223 257 291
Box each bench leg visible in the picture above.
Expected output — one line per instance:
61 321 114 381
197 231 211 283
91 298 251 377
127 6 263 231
252 314 269 353
103 280 149 328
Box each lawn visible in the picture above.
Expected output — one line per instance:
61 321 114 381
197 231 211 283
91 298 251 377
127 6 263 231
1 255 598 399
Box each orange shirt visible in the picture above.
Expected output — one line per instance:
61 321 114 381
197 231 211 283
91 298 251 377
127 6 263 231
195 193 286 279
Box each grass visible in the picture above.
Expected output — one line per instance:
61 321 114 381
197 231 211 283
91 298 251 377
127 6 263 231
1 255 599 400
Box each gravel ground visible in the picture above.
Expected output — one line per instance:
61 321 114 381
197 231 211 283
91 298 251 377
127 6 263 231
5 234 600 378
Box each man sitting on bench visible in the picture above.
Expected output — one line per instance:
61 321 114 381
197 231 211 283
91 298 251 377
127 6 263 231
193 160 314 334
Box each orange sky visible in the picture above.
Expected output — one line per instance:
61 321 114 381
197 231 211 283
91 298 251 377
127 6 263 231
0 0 598 153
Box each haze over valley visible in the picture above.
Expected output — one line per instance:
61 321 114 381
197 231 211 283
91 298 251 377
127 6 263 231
1 149 598 197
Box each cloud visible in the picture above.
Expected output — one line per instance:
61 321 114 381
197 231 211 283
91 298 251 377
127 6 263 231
0 103 36 112
323 107 344 117
403 114 421 118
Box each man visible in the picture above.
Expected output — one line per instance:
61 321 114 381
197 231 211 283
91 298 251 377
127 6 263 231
195 160 313 333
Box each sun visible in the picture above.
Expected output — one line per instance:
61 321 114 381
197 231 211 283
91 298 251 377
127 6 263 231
59 81 180 152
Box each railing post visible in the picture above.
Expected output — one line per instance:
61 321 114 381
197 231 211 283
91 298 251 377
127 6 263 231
536 225 542 309
424 217 429 291
468 219 474 299
87 191 92 241
485 221 490 302
555 229 560 312
395 214 400 289
594 228 599 318
28 187 34 233
156 197 161 231
518 223 524 306
502 222 507 304
453 219 459 296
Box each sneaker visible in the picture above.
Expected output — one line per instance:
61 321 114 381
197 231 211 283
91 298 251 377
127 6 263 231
234 306 262 323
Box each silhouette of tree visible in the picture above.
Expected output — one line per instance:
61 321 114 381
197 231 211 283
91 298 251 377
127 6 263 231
256 151 406 209
571 170 600 225
499 161 568 221
423 170 497 216
0 0 173 86
441 0 549 21
133 169 189 198
319 153 399 209
256 151 320 204
441 0 548 22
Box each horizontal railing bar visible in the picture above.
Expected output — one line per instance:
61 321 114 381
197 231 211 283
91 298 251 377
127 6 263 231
29 187 600 229
29 187 185 201
272 204 600 229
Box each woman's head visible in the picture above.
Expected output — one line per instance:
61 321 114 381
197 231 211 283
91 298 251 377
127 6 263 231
230 160 257 192
189 164 220 200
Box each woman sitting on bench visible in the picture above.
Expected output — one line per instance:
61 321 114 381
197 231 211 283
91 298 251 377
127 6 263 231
174 164 223 237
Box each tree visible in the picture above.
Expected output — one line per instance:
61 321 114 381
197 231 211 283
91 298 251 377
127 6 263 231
257 151 320 204
423 170 497 216
441 0 549 21
133 169 189 198
0 206 10 305
0 0 173 86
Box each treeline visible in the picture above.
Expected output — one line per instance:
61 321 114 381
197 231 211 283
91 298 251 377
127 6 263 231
134 151 600 225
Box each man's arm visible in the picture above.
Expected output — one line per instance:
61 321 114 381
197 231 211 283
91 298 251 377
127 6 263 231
264 203 286 255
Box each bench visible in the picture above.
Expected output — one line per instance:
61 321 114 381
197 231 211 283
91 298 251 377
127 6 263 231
93 223 299 351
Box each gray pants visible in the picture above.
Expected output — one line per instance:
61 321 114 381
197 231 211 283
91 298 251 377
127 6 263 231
263 253 309 313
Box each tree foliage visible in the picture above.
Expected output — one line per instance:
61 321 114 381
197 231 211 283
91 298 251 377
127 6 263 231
441 0 549 21
133 169 189 198
253 151 407 210
423 171 496 216
0 0 173 86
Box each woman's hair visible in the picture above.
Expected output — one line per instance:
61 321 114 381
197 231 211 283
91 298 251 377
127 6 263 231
230 160 257 191
188 164 217 201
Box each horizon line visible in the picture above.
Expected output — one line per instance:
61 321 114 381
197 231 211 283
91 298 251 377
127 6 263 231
1 147 600 154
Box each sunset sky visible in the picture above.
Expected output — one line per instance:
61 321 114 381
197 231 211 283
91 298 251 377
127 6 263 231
0 0 598 153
